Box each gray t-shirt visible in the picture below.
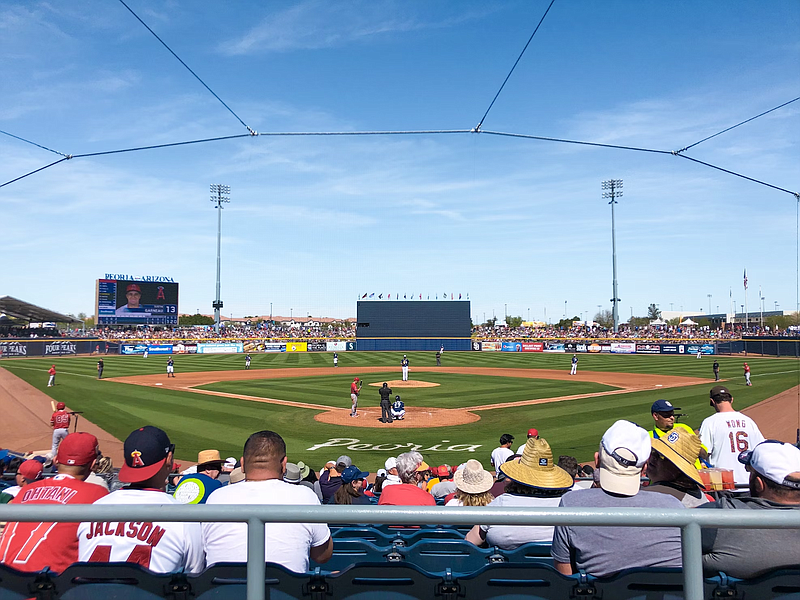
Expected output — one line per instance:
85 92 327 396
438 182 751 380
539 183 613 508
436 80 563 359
430 480 456 499
552 488 684 577
701 496 800 578
482 493 563 549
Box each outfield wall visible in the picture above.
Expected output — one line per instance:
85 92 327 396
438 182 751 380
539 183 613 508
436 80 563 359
355 338 471 352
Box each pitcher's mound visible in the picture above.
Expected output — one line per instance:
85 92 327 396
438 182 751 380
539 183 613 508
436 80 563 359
315 406 479 428
367 380 440 388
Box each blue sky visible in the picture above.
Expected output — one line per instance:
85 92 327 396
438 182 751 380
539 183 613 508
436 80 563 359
2 1 798 323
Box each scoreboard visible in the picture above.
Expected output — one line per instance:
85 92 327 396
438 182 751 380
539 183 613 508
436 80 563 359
96 279 179 325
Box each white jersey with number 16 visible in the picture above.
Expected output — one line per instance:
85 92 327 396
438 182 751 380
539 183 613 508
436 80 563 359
699 411 765 485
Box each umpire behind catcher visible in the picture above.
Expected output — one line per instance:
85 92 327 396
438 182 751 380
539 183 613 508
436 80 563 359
379 382 393 423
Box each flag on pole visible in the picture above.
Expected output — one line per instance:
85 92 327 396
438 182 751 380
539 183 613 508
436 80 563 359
459 293 461 299
466 293 469 300
388 294 391 299
378 294 383 299
404 294 406 299
361 293 367 299
369 293 375 298
451 293 453 300
420 294 422 299
743 269 748 290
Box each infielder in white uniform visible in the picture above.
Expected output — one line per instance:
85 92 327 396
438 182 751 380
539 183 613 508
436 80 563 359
78 426 204 573
401 355 409 382
699 385 765 486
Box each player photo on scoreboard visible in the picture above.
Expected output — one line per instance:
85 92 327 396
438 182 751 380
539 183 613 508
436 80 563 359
114 281 179 317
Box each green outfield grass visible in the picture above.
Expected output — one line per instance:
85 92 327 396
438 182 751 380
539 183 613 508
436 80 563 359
198 372 617 408
1 352 797 471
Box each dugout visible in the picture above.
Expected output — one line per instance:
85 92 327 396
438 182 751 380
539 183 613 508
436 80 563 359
356 301 471 351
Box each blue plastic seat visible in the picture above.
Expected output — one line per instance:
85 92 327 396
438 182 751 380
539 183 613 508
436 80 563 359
396 539 503 576
452 562 597 600
310 538 398 573
709 568 800 599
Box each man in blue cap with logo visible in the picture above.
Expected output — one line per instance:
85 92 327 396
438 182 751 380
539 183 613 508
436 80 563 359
649 399 707 468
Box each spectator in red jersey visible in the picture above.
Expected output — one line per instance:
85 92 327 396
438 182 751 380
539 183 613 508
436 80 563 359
378 451 435 506
0 433 107 572
50 401 71 460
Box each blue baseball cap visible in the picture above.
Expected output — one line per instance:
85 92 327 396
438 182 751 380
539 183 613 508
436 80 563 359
341 465 369 484
651 399 680 413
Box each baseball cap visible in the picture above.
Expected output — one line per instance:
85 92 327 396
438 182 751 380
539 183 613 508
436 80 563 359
385 456 398 471
651 399 679 413
119 426 173 483
56 402 66 410
229 467 245 484
415 460 431 472
599 420 651 496
126 284 141 293
395 395 401 401
57 432 100 467
341 465 369 483
739 440 800 489
527 428 539 438
434 465 451 478
18 459 43 481
336 455 352 470
710 385 731 399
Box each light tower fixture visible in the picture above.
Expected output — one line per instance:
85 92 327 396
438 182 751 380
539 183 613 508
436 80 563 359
602 179 623 332
210 184 230 334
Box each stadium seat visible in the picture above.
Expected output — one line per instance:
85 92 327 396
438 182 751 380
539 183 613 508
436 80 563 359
589 567 687 599
324 562 445 600
395 539 505 576
190 563 315 600
0 562 46 600
451 562 597 600
310 538 400 573
709 568 800 600
497 541 554 563
55 563 187 600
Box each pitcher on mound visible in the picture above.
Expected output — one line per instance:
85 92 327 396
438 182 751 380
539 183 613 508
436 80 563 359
350 377 362 417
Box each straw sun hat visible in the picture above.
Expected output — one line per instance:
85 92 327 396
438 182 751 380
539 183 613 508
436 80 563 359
454 459 494 494
500 438 573 490
650 428 703 486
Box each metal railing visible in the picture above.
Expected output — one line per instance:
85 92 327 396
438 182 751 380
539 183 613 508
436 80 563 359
2 503 800 600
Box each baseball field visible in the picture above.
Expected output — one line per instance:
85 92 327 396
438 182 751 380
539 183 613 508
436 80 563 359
1 351 797 472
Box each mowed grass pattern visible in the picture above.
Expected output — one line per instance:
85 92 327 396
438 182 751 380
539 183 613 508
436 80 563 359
2 352 797 471
199 372 617 408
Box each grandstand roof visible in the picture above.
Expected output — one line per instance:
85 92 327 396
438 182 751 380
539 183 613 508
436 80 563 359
0 296 82 324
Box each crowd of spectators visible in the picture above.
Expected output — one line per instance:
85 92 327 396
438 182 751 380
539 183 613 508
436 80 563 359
472 323 797 341
3 391 799 580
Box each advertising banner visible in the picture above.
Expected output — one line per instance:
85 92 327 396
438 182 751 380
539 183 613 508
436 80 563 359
185 345 197 354
121 344 148 355
563 342 588 353
601 344 612 353
307 342 327 352
147 344 174 355
686 343 715 355
660 344 680 354
43 340 78 356
471 341 482 351
610 342 636 354
286 342 308 353
197 343 244 354
636 344 662 354
261 343 286 353
502 342 522 352
327 341 347 352
481 341 501 352
0 341 29 357
521 342 544 352
544 342 565 353
588 343 602 353
346 341 357 352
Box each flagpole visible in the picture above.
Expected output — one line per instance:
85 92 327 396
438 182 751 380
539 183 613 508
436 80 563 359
744 269 748 332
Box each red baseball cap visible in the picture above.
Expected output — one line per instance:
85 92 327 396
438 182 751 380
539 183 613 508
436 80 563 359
18 459 43 481
126 284 142 293
57 432 100 466
527 428 539 438
435 465 451 478
119 426 173 483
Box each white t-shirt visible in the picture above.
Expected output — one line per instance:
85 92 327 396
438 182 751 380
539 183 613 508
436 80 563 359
78 489 205 574
480 493 563 549
202 479 330 573
699 410 765 485
490 447 514 475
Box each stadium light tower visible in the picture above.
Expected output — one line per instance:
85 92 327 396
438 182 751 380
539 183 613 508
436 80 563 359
210 184 230 334
602 179 622 332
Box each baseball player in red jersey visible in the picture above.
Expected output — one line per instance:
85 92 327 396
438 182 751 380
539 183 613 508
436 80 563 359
51 401 71 459
744 362 752 386
0 433 107 572
350 377 362 417
47 364 56 387
78 426 204 573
